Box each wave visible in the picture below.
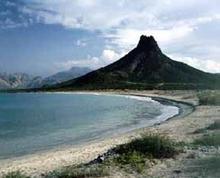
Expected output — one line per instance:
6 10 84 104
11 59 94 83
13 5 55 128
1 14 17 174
154 105 179 124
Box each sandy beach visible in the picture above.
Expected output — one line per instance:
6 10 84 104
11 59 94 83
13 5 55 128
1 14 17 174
0 90 219 178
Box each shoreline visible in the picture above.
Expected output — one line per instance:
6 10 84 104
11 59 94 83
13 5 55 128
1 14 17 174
0 91 195 177
0 92 182 159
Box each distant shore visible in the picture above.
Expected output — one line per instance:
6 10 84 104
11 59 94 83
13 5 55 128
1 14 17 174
0 90 211 177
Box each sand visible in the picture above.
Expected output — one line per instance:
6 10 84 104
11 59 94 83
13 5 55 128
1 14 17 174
0 90 219 178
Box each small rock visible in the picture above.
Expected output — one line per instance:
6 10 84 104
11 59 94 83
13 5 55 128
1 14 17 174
41 173 45 177
173 170 182 174
186 152 196 159
95 155 105 163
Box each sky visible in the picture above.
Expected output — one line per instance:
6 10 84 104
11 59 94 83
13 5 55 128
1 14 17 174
0 0 220 76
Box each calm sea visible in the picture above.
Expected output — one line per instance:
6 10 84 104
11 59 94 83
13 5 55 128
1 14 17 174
0 93 178 159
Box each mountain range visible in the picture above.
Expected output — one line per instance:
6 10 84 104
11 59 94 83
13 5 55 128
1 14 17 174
50 35 220 90
33 67 91 88
0 67 91 90
0 73 33 89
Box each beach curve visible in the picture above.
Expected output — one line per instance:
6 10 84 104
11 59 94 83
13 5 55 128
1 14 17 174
0 91 195 177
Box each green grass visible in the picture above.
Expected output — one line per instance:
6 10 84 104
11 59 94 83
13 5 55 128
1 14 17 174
185 154 220 178
6 135 179 178
188 121 220 177
198 90 220 105
193 120 220 147
2 171 30 178
45 164 109 178
44 134 180 177
193 131 220 147
110 134 179 173
113 151 146 173
207 120 220 130
193 120 220 134
114 134 179 159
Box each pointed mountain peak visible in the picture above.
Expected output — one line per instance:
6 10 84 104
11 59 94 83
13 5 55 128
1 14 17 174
137 35 160 52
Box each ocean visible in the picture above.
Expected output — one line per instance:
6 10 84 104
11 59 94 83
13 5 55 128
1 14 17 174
0 93 179 159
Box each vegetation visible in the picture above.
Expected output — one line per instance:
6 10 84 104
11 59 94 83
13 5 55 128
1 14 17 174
45 164 109 178
198 90 220 105
193 132 220 147
114 134 179 159
2 135 180 178
207 120 220 130
43 131 220 178
2 171 30 178
193 120 220 134
189 120 220 177
185 154 220 178
113 151 146 173
44 134 179 177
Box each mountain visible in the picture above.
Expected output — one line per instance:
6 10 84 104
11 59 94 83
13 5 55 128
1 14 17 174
0 73 36 89
51 35 220 90
0 67 92 90
0 78 11 89
37 67 91 87
28 67 91 88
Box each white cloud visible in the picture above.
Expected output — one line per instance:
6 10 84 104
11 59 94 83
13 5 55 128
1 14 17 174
56 49 124 70
107 25 194 51
26 0 220 30
18 0 220 72
55 57 100 70
26 1 220 44
101 49 122 63
75 39 87 47
168 54 220 73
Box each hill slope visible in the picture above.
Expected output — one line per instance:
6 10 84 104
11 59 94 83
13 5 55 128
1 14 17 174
50 35 220 90
29 67 91 88
41 67 91 86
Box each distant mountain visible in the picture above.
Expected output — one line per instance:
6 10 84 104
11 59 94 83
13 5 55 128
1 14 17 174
0 67 92 90
51 35 220 90
0 73 36 89
0 78 11 89
38 67 91 87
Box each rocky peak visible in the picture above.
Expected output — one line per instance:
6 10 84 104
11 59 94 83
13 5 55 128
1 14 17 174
136 35 161 53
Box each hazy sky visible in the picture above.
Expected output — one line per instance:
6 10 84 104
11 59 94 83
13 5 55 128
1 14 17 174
0 0 220 76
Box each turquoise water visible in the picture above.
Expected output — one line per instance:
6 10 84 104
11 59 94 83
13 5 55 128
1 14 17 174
0 93 178 159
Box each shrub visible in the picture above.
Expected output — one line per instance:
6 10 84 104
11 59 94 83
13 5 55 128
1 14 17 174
207 120 220 130
185 154 220 178
193 132 220 147
193 120 220 134
114 134 178 159
45 164 109 178
198 90 220 105
114 151 146 173
45 134 179 177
